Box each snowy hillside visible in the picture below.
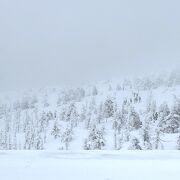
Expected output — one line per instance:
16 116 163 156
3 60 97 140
1 70 180 150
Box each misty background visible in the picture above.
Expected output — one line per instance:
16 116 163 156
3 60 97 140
0 0 180 91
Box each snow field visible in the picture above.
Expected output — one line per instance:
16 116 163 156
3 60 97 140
0 151 180 180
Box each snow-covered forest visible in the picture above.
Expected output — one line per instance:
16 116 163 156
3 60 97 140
1 70 180 150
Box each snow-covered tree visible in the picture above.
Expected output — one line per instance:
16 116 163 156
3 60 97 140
116 84 122 91
104 97 116 119
61 127 73 150
96 102 104 124
128 137 142 150
92 86 98 96
43 94 49 107
57 95 62 106
21 96 30 110
177 135 180 150
51 120 60 139
84 125 105 150
34 133 44 150
161 98 180 133
65 103 79 128
153 128 164 150
141 118 152 149
128 107 142 130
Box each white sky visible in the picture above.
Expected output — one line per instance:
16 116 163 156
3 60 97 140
0 0 180 91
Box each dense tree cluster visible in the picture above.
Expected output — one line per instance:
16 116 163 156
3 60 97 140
0 70 180 150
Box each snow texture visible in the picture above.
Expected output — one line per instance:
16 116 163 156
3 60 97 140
0 151 180 180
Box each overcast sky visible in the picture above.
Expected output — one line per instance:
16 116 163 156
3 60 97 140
0 0 180 91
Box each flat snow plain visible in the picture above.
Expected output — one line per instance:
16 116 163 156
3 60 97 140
0 151 180 180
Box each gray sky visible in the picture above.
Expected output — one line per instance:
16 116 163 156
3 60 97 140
0 0 180 91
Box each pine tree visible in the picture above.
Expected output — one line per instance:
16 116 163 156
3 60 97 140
124 127 130 142
108 85 112 91
85 125 105 150
21 96 30 110
83 138 90 150
113 110 124 149
12 133 17 150
142 119 152 150
92 86 98 96
43 94 49 107
104 97 115 119
65 103 79 128
128 137 142 150
128 106 142 130
153 128 164 150
57 95 62 106
61 127 73 150
116 84 121 91
114 129 117 150
96 102 104 124
35 133 44 150
177 135 180 150
146 93 156 114
51 120 60 139
161 98 180 133
80 105 87 122
117 134 123 150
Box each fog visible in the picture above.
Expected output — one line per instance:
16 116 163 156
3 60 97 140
0 0 180 91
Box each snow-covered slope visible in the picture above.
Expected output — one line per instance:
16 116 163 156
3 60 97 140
1 71 180 150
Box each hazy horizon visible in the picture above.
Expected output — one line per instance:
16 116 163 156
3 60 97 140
1 0 180 91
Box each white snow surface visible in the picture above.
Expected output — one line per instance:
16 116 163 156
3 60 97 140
0 151 180 180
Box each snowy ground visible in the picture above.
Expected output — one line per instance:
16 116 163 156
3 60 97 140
0 151 180 180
